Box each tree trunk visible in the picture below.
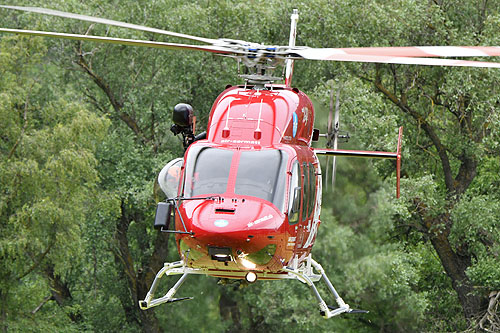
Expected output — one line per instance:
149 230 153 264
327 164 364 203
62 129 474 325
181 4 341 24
77 51 172 332
43 264 83 323
114 201 163 333
373 76 485 322
219 285 242 333
426 218 483 319
1 289 7 333
113 200 173 333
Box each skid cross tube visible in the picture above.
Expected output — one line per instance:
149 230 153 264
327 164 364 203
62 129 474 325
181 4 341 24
139 255 365 318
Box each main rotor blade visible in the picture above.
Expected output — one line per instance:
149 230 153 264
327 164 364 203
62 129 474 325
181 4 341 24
291 49 500 68
316 46 500 58
0 5 218 45
0 28 241 55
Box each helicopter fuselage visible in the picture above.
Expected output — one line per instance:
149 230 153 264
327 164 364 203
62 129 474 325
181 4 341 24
174 85 322 279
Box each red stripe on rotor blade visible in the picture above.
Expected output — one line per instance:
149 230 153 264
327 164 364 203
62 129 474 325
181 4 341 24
338 46 500 58
294 50 500 68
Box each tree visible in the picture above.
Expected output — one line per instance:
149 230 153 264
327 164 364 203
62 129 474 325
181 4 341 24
0 34 110 331
1 0 499 331
307 0 500 328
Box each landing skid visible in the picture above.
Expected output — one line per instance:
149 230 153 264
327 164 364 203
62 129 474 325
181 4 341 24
139 255 367 318
139 261 192 310
283 256 368 318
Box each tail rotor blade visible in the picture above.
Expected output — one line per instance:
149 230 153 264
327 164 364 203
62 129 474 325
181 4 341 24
327 88 334 146
325 155 330 191
325 87 335 191
331 87 341 190
331 156 337 191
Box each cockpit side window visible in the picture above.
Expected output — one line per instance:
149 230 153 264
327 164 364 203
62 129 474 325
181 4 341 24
158 158 183 199
302 162 310 221
308 162 316 217
288 161 301 225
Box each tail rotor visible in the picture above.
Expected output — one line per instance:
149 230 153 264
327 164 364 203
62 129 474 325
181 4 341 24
325 84 344 191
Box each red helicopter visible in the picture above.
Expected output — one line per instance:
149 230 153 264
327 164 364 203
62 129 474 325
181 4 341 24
2 5 500 318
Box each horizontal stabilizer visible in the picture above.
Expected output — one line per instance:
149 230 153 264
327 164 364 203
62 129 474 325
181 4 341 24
315 126 403 198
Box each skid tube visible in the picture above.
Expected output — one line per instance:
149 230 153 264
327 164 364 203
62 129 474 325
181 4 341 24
139 255 366 318
283 255 367 318
139 261 193 310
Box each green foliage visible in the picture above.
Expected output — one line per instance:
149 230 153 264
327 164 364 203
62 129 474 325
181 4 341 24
0 34 110 331
450 194 500 291
1 0 499 332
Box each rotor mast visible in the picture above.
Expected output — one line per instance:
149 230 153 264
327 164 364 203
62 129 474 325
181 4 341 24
285 9 299 87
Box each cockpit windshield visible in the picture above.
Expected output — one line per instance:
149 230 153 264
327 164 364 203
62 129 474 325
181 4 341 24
183 146 288 211
183 147 233 197
235 150 287 211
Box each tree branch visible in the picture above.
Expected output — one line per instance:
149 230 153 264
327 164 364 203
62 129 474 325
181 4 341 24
114 200 138 302
17 239 55 280
8 81 36 159
479 291 500 332
374 68 455 191
43 264 82 323
31 295 53 315
75 52 147 144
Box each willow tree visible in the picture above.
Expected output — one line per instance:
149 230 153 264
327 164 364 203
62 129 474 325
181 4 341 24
0 1 292 331
0 34 110 331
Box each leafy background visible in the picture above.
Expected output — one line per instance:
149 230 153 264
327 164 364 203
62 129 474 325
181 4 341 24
1 0 499 332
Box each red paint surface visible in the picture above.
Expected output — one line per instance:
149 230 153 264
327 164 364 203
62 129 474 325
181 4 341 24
174 86 321 276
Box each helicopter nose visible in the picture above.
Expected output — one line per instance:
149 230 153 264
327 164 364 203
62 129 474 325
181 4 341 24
193 196 282 236
180 196 285 270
